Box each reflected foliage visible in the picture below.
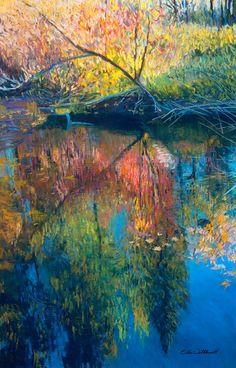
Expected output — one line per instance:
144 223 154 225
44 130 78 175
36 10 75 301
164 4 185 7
0 117 235 366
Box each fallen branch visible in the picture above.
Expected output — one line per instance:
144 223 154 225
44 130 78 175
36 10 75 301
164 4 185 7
0 54 92 95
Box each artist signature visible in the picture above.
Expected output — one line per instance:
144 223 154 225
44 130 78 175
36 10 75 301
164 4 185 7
180 348 219 355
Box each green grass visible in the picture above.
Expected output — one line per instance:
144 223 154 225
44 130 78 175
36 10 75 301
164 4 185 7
149 44 236 102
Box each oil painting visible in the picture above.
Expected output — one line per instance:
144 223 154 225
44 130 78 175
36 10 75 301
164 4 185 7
0 1 236 367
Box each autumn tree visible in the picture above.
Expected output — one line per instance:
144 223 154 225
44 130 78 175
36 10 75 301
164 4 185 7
0 0 165 110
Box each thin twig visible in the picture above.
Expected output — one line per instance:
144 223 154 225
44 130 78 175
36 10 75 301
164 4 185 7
22 1 161 112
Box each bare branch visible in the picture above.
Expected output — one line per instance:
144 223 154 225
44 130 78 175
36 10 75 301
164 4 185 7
0 54 91 94
22 1 161 112
134 9 139 79
23 2 137 82
137 16 151 80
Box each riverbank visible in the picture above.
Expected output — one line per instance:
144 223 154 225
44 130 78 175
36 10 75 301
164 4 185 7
1 24 236 140
1 24 236 104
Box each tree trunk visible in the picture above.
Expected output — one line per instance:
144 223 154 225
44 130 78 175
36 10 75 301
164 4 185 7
233 0 236 17
210 0 214 24
220 1 224 27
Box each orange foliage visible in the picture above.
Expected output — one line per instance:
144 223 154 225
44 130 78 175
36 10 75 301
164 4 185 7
10 129 176 243
0 1 167 95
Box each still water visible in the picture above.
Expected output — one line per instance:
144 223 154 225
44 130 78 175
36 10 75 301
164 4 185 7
0 101 236 367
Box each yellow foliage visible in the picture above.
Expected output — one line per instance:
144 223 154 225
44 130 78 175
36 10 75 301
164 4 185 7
0 3 236 98
0 104 7 114
0 180 22 245
221 281 230 288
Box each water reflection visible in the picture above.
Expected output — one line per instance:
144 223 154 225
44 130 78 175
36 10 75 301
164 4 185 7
0 108 235 367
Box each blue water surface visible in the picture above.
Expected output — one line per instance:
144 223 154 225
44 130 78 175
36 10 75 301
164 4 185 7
105 261 236 368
